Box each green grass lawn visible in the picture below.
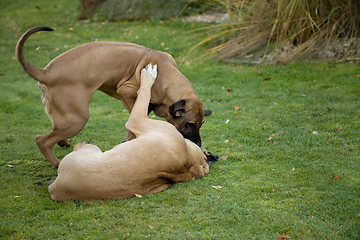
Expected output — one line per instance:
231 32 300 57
1 0 359 239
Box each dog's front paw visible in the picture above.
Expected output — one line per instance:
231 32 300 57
146 63 157 80
141 64 157 87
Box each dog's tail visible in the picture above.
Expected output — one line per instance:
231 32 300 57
15 26 54 83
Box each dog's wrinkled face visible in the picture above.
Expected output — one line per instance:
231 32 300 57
169 99 212 147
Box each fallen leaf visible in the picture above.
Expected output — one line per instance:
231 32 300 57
234 106 240 110
212 186 223 190
225 119 229 124
268 137 273 141
134 193 142 198
312 131 318 135
54 47 59 51
161 42 165 46
35 5 41 10
189 192 194 195
148 225 154 230
68 27 74 31
14 196 20 198
221 155 228 161
224 140 229 143
334 175 341 179
263 77 272 81
238 144 243 148
277 234 291 239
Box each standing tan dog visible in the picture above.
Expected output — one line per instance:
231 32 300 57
48 64 217 201
16 27 211 168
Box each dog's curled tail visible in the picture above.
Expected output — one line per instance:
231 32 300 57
15 26 54 83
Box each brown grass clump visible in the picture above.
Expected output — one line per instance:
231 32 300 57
189 0 360 63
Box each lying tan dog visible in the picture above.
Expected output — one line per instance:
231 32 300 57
16 26 212 168
48 64 217 201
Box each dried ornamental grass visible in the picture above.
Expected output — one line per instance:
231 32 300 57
190 0 360 63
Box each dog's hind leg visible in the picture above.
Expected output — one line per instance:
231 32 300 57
37 90 91 168
36 114 89 168
36 133 62 168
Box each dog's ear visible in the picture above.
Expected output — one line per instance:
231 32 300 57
169 99 186 119
203 149 219 167
204 109 212 116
